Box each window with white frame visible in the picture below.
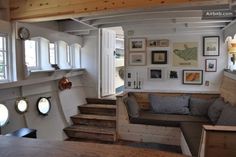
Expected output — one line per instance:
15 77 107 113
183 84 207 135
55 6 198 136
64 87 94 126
0 35 8 81
49 43 57 65
66 45 71 65
24 40 38 69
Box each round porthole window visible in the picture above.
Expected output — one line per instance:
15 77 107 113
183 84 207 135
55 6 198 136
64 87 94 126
37 97 51 115
0 104 9 127
16 98 28 113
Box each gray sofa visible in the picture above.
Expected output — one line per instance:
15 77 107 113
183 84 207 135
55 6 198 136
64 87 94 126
124 92 236 156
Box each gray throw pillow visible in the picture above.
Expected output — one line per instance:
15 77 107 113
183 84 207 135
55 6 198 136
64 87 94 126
149 94 190 114
190 97 214 116
217 105 236 126
123 97 140 118
208 98 227 124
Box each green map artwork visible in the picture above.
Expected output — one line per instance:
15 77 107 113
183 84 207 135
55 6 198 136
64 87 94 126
173 42 198 67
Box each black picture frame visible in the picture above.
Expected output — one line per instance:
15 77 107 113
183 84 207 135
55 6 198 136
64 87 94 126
182 70 203 85
205 59 217 72
203 36 220 56
151 51 167 64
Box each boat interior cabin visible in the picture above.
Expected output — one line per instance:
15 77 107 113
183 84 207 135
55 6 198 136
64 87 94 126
1 0 236 157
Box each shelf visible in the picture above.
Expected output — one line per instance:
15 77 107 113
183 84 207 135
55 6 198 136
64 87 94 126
224 69 236 80
0 69 86 90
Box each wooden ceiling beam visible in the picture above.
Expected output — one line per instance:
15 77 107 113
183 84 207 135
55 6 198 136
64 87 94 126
9 0 229 22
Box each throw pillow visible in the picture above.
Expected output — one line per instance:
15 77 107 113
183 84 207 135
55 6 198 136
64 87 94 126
208 98 226 124
190 97 214 116
217 105 236 126
149 94 190 114
123 96 140 118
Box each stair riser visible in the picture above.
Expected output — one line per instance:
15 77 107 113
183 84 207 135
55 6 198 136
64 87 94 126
71 118 116 128
79 108 116 116
86 98 116 105
64 130 116 142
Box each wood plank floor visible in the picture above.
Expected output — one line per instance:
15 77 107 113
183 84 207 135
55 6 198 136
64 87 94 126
0 136 186 157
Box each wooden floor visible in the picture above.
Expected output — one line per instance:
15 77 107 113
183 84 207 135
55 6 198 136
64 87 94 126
0 136 187 157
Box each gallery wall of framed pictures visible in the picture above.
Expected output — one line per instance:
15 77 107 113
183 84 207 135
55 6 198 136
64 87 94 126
126 34 221 90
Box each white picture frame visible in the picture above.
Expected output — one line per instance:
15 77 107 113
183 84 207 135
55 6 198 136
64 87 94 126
129 38 146 51
129 53 146 66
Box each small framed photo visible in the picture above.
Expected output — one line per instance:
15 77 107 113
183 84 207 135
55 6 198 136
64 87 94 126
205 59 217 72
183 70 203 85
129 38 146 51
203 36 220 56
151 51 168 64
148 39 169 47
148 68 164 80
129 53 146 66
167 70 179 79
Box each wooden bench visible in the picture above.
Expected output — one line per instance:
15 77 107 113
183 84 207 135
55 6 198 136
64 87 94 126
116 92 219 146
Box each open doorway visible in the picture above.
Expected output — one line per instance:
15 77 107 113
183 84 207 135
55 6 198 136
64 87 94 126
101 27 124 98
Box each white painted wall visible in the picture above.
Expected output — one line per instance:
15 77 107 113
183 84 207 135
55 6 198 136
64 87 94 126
0 22 87 141
123 27 227 93
81 30 100 98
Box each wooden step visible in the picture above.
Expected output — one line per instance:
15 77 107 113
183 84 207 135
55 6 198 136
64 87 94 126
79 104 116 116
71 114 116 128
64 125 116 142
86 98 116 105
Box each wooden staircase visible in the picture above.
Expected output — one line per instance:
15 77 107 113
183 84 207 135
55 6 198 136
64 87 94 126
64 98 117 143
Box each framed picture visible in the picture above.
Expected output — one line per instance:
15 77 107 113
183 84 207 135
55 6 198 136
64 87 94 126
129 38 146 51
147 39 169 47
167 70 179 79
151 51 167 64
205 59 217 72
183 70 203 85
173 42 198 67
203 36 220 56
148 68 164 80
129 53 146 66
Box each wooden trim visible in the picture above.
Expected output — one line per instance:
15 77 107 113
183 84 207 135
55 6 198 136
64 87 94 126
203 125 236 132
10 0 222 21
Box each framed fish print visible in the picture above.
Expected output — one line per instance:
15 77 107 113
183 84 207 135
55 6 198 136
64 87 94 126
183 70 203 85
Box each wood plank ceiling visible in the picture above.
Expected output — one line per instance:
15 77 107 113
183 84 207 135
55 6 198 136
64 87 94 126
9 0 234 36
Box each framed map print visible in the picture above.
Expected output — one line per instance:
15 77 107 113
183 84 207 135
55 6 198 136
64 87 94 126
173 42 198 67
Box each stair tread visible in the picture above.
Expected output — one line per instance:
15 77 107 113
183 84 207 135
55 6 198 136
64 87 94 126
79 104 116 109
72 114 116 121
64 125 116 135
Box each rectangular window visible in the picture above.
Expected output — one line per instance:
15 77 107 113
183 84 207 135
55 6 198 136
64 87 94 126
49 43 56 64
0 35 8 81
66 45 71 65
24 40 37 68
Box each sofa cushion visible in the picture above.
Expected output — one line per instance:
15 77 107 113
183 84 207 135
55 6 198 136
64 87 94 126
149 94 190 114
130 111 210 127
190 97 214 116
180 122 210 157
217 105 236 126
208 98 227 124
123 96 140 118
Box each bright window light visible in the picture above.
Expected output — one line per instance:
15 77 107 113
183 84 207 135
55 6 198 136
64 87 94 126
66 45 71 65
37 97 51 115
0 104 9 127
0 35 8 81
49 43 56 64
25 40 37 68
16 99 28 113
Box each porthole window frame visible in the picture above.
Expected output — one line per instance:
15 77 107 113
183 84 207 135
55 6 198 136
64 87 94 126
0 103 9 127
37 97 51 116
15 98 29 114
